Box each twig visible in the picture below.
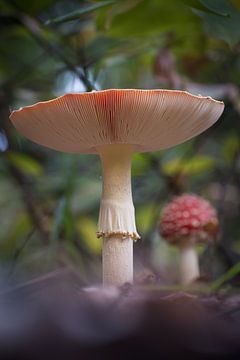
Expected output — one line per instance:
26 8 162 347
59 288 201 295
0 268 69 295
8 227 36 277
0 99 49 245
3 2 96 91
8 164 49 244
137 283 211 294
19 13 96 91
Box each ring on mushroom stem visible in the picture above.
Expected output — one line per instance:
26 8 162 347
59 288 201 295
10 89 224 286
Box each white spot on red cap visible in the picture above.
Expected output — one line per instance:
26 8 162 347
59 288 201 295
182 211 190 218
191 219 200 227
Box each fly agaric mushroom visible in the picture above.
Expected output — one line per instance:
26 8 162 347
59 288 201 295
9 89 224 286
159 194 219 285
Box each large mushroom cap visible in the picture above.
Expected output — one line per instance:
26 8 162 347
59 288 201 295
10 89 224 154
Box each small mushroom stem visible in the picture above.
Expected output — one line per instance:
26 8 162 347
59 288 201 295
179 244 200 285
97 144 138 286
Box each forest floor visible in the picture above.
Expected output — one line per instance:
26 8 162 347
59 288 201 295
0 269 240 359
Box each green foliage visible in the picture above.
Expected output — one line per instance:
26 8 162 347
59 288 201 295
136 203 159 233
223 133 240 163
50 197 68 242
132 153 150 176
183 0 234 15
162 155 215 176
210 262 240 291
198 0 234 15
103 0 202 52
45 0 117 25
1 214 32 257
191 0 240 46
7 152 43 176
77 216 101 254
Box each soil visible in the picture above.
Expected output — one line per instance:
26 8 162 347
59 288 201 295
0 270 240 360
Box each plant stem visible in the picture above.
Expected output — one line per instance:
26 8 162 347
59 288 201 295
210 262 240 291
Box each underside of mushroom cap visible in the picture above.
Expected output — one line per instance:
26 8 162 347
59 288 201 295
10 89 224 154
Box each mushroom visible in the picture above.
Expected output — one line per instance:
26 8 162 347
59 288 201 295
9 89 224 286
159 193 219 285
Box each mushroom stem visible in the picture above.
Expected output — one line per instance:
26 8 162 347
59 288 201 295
179 244 200 285
97 144 138 285
102 237 133 286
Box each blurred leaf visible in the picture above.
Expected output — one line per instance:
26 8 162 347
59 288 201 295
7 151 43 176
223 133 239 163
76 216 101 254
50 197 67 242
162 155 214 175
182 0 231 15
101 0 143 28
232 0 240 10
103 0 203 54
71 179 101 213
132 153 150 176
45 0 117 25
192 3 240 47
63 205 75 242
210 262 240 291
85 35 128 64
0 213 32 257
198 0 234 15
136 203 157 233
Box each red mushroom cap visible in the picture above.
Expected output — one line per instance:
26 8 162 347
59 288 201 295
159 194 218 245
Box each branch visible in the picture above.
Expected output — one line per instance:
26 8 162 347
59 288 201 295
20 13 95 91
8 228 36 276
0 100 49 245
8 164 49 245
5 3 96 92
